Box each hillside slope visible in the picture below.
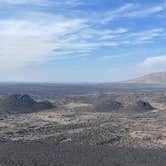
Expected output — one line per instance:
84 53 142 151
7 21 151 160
126 72 166 84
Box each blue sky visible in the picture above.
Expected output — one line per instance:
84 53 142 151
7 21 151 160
1 0 166 82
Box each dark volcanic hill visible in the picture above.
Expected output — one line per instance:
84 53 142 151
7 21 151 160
126 72 166 84
94 99 123 112
93 97 154 112
0 94 54 113
126 100 154 112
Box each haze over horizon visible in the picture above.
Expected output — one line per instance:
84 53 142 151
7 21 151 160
1 0 166 82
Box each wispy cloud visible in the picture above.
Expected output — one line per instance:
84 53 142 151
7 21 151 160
0 1 166 70
125 4 166 18
0 14 165 69
101 3 135 23
0 17 86 68
100 28 165 46
0 0 85 7
124 28 164 45
102 3 166 23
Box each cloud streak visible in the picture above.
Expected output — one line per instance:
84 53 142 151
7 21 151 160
102 3 166 23
0 0 85 7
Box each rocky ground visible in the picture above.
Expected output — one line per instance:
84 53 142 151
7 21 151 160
1 141 166 166
1 89 166 165
1 107 166 148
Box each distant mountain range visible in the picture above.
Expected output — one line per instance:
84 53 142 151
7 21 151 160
125 72 166 84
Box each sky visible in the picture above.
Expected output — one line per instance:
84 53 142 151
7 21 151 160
1 0 166 82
